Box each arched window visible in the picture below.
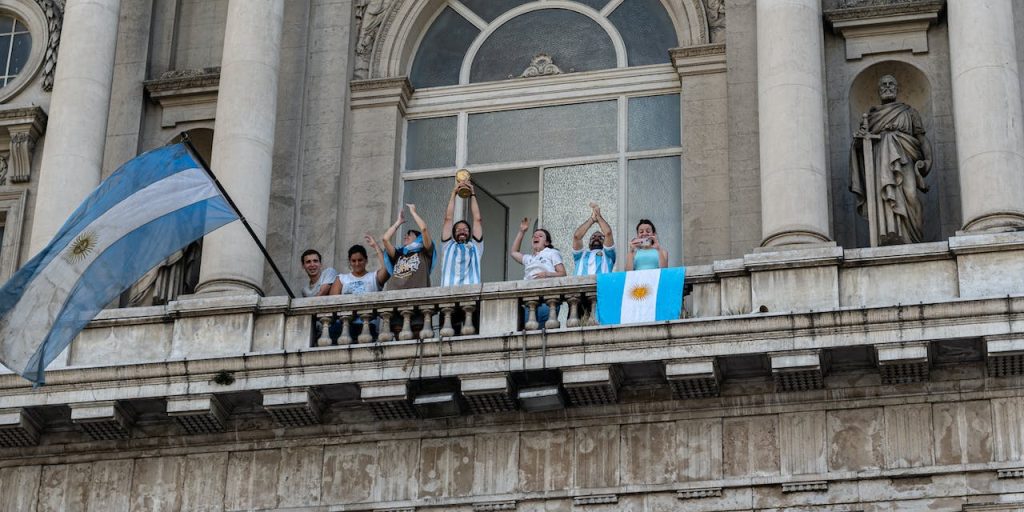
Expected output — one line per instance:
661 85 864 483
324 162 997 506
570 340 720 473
403 0 683 281
0 15 31 88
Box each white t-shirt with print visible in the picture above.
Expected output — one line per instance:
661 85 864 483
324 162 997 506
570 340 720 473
522 247 563 280
337 271 379 295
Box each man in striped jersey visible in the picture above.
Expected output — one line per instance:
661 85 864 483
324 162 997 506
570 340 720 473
440 180 484 286
571 202 616 275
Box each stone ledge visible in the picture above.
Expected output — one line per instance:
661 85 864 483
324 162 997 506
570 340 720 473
572 494 617 505
781 481 828 493
949 231 1024 255
676 487 722 499
745 245 844 272
843 241 950 266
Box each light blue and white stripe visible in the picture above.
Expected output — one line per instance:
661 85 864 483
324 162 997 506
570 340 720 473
572 246 616 275
596 267 686 325
0 143 238 384
441 239 482 286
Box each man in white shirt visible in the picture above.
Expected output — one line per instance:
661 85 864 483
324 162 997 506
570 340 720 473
300 249 336 298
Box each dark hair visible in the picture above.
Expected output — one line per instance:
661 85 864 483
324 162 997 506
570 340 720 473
535 228 554 249
635 219 657 234
347 244 368 260
451 220 471 240
406 229 422 239
300 249 321 263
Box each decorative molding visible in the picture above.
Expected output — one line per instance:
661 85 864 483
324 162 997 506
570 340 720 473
573 495 618 505
350 77 414 111
703 0 725 44
670 44 726 77
35 0 63 91
0 106 46 184
782 481 829 493
997 468 1024 479
520 53 563 78
143 68 220 128
472 501 516 511
677 487 722 499
355 0 400 79
825 0 943 60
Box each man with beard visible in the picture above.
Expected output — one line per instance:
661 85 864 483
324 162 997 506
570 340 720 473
440 180 484 286
850 74 933 245
571 202 616 275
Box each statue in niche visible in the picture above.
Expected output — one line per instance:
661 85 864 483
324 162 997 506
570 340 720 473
123 241 202 307
704 0 725 44
850 74 932 246
353 0 393 79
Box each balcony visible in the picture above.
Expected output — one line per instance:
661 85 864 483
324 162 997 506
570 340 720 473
0 231 1022 445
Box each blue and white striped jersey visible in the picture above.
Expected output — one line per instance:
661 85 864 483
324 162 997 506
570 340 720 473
441 238 483 286
572 245 616 275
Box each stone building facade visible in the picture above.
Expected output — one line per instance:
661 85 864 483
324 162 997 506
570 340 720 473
0 0 1023 510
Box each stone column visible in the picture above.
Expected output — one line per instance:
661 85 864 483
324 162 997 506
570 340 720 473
29 0 121 254
195 0 285 295
948 0 1024 232
756 0 831 247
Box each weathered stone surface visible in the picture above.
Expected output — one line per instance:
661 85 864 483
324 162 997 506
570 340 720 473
622 422 676 485
0 465 41 512
723 415 780 477
933 400 993 465
519 429 572 493
278 446 323 508
420 436 474 498
884 403 935 468
574 425 619 489
322 442 376 505
180 453 228 512
992 396 1024 462
473 433 518 496
129 456 185 512
375 439 420 502
676 418 723 481
779 411 827 475
828 407 885 471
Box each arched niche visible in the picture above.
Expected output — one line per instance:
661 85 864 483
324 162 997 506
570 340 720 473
847 61 942 246
368 0 709 81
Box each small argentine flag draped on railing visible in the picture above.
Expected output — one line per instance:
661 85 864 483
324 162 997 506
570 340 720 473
0 143 238 384
596 267 686 325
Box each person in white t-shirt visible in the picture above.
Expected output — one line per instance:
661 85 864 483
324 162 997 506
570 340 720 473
300 249 336 298
329 235 389 340
510 217 566 327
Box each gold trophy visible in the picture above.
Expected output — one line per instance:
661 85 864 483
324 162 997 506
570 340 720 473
455 168 472 198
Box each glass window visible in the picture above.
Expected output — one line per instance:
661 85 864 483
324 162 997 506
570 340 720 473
608 0 677 66
409 7 480 88
628 94 680 152
0 15 31 88
406 117 457 171
468 101 617 165
458 0 532 22
627 157 682 266
470 9 616 83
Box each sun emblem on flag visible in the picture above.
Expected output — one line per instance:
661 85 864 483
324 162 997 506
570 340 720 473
64 231 98 264
629 283 651 302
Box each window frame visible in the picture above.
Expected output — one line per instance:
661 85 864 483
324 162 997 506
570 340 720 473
0 1 47 103
0 189 27 281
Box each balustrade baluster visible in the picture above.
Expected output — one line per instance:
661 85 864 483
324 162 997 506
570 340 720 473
316 314 332 347
398 307 415 341
357 310 374 344
544 296 562 329
439 304 456 337
377 309 395 342
419 304 436 339
337 312 354 345
566 294 581 328
524 297 540 330
460 302 477 335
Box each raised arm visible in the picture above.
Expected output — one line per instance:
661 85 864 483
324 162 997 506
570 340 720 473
469 183 483 241
328 275 343 295
406 204 432 252
365 233 389 287
594 205 614 247
441 185 459 242
572 211 596 251
381 209 404 259
510 217 529 264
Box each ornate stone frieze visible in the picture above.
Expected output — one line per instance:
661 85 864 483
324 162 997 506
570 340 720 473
825 0 943 59
0 106 46 184
143 68 220 128
35 0 64 91
573 495 618 505
354 0 397 79
520 53 563 78
781 481 828 493
703 0 725 43
677 488 722 499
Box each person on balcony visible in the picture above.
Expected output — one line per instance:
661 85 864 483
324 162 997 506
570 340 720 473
571 202 616 275
440 180 484 286
625 219 668 271
329 236 389 338
300 249 337 298
511 218 566 325
381 204 435 291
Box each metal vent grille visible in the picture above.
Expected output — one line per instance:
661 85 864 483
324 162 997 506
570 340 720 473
263 388 324 427
774 369 823 392
464 391 516 415
0 410 40 447
879 360 929 384
267 403 322 427
669 376 721 399
71 402 133 441
988 353 1024 377
78 419 131 441
367 399 417 421
565 382 617 406
168 396 228 435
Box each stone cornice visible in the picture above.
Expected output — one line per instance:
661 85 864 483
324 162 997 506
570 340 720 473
350 76 414 111
0 106 47 128
824 0 945 23
670 44 727 77
143 67 221 95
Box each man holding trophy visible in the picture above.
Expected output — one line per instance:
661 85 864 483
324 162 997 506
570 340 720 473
440 169 484 286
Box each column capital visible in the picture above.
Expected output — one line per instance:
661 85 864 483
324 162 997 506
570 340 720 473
669 44 726 77
350 76 414 112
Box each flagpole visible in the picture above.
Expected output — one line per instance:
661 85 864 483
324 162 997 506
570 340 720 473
179 134 296 299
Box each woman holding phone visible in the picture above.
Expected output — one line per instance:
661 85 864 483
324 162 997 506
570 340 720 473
625 218 668 270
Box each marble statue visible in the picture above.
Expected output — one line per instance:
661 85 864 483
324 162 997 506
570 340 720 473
850 74 932 246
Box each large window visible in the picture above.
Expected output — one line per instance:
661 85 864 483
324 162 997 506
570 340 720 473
0 15 30 88
402 1 682 280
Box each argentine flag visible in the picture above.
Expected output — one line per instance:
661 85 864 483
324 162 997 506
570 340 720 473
0 143 238 384
596 267 686 325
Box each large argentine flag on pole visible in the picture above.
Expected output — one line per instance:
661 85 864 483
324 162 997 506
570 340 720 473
596 267 686 325
0 143 238 384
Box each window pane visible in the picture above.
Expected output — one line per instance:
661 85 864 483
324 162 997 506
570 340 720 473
458 0 531 22
13 20 27 33
9 33 30 75
627 157 682 266
406 116 457 170
628 94 680 151
471 9 616 83
402 177 453 285
608 0 678 66
575 0 611 10
2 16 13 33
410 7 480 88
541 162 619 275
468 101 617 165
0 35 10 75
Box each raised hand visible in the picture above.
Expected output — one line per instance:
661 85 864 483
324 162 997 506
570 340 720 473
519 217 530 232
